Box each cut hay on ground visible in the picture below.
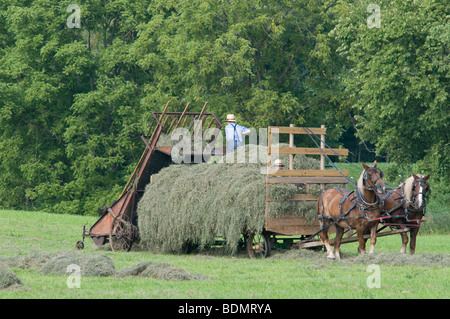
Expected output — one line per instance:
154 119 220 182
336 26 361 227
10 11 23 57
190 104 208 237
0 265 22 290
116 261 209 281
38 252 115 277
0 250 207 282
272 249 450 267
0 251 53 269
137 144 340 254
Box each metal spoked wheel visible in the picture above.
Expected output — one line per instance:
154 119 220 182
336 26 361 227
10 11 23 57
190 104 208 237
110 214 135 252
246 232 271 258
75 240 84 250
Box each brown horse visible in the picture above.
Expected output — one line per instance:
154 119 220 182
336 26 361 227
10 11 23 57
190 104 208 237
317 161 386 260
380 173 430 255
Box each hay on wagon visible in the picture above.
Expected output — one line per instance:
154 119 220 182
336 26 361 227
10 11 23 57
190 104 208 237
137 143 335 254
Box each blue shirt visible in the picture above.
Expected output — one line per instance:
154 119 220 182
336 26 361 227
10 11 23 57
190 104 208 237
225 123 249 153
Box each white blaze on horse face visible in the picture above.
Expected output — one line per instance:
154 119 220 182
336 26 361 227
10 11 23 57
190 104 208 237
418 185 423 208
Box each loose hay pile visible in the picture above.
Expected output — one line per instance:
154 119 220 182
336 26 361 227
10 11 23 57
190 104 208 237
272 249 450 267
116 261 209 281
0 251 53 270
0 265 22 290
39 252 115 277
0 250 207 283
138 144 333 254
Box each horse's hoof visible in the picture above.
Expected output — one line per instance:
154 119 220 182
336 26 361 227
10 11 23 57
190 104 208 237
327 256 335 261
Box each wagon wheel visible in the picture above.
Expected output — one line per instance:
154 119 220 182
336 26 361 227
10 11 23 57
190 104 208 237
75 240 84 250
246 232 271 258
109 214 135 252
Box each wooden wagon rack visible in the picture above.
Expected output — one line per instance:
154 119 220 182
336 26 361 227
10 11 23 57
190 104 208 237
264 125 349 237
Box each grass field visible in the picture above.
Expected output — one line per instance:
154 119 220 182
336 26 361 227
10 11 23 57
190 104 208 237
0 209 448 300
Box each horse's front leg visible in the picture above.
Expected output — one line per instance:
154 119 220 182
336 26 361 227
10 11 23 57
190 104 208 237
356 226 366 254
400 230 409 254
409 227 420 255
333 225 344 260
369 223 377 254
319 221 335 260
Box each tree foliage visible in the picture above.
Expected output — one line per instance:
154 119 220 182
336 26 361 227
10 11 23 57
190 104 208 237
332 0 449 179
0 0 447 214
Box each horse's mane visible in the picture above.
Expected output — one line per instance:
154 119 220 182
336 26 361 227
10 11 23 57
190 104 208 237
357 169 366 194
402 174 424 201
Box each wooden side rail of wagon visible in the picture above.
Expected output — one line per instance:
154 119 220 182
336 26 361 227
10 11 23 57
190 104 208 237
247 125 351 258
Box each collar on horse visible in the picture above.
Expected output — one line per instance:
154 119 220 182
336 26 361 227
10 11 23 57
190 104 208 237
355 186 380 210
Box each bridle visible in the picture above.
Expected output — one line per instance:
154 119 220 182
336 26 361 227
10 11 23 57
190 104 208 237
362 167 385 191
380 176 430 224
356 167 385 209
404 178 430 211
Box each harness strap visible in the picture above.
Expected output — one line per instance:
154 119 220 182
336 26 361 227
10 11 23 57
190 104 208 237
378 179 428 226
338 189 354 217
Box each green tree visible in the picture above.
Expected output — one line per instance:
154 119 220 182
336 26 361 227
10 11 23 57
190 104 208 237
61 0 154 214
0 0 92 210
332 0 449 171
132 0 346 130
0 0 355 214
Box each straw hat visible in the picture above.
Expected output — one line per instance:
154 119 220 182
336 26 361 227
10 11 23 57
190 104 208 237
274 159 284 167
225 114 236 122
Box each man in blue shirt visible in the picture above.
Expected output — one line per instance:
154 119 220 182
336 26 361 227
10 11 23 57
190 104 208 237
224 114 250 154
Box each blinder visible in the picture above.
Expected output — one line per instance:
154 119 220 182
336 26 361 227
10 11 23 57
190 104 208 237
411 178 430 197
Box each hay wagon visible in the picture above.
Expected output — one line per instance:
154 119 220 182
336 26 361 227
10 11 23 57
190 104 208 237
76 101 408 256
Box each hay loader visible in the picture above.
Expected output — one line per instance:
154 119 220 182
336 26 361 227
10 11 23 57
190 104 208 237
76 101 223 251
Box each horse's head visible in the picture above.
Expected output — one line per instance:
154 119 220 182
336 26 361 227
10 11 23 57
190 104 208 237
362 161 386 194
409 172 431 210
